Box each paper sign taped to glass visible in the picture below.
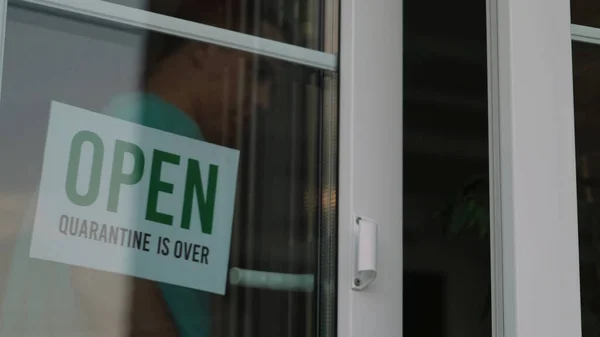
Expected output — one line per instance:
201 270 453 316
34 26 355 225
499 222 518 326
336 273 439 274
29 101 240 295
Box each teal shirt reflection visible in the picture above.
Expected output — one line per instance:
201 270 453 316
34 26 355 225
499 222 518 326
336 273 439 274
103 93 211 337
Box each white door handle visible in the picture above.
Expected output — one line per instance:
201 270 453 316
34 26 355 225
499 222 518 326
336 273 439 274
352 216 378 290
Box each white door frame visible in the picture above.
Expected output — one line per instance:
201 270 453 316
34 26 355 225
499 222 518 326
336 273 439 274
488 0 582 336
340 0 584 334
337 0 403 336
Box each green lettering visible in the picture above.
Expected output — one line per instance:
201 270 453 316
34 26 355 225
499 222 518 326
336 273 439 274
181 159 219 234
107 140 145 212
65 131 104 206
146 150 180 225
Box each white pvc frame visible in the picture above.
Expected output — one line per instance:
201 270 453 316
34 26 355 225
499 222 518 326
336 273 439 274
488 0 582 337
337 0 403 337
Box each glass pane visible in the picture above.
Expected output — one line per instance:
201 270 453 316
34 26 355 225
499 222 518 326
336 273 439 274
403 0 491 334
572 40 600 337
102 0 336 52
0 3 337 336
572 0 600 29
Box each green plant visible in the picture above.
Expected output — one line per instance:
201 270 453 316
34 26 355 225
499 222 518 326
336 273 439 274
437 174 489 237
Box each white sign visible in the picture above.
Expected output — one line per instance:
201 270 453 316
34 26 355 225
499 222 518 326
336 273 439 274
30 101 240 295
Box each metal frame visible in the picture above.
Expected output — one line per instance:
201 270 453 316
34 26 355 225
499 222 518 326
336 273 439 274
12 0 337 71
488 0 582 337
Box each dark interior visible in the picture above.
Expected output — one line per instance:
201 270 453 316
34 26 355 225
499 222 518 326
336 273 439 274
403 0 491 335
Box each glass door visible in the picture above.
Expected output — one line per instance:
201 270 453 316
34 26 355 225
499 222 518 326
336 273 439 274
0 0 339 336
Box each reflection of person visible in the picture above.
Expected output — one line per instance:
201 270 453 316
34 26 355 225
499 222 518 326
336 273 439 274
71 1 285 337
0 1 286 337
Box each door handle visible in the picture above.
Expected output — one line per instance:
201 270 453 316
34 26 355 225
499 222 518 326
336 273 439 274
352 216 378 290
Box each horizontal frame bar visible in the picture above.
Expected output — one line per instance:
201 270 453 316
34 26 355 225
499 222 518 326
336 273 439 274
572 24 600 45
14 0 338 71
228 268 314 292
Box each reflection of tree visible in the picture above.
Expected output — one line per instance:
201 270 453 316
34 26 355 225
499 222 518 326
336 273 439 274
437 174 489 238
437 175 599 336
